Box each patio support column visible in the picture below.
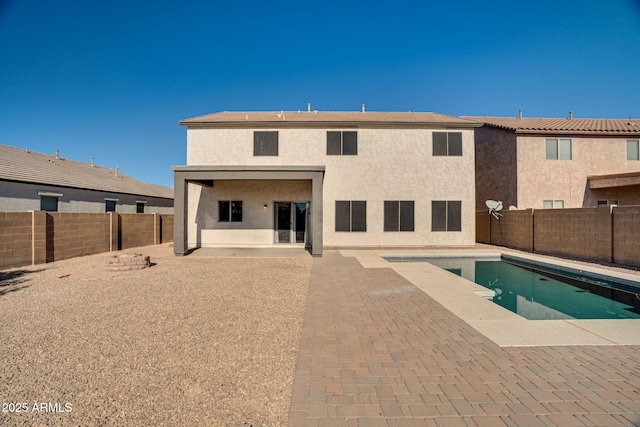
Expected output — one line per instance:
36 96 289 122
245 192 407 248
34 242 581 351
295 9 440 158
173 171 189 256
311 172 323 256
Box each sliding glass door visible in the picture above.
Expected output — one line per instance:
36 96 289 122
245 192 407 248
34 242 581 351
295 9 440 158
274 201 309 244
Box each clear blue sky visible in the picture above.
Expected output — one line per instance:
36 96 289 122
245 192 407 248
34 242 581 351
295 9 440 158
1 0 639 188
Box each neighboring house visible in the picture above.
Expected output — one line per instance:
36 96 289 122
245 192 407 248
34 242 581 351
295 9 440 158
173 110 480 256
466 116 640 210
0 144 174 213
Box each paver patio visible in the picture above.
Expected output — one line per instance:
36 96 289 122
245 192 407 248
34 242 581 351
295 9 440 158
288 251 640 426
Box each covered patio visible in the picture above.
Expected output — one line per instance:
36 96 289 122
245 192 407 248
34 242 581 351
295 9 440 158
172 166 325 256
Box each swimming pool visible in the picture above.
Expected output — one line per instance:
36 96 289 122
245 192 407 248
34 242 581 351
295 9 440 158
385 255 640 320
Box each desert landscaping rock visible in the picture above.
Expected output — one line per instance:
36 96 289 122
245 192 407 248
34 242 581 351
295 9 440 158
0 244 311 426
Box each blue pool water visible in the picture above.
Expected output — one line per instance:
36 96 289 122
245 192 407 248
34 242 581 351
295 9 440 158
386 256 640 320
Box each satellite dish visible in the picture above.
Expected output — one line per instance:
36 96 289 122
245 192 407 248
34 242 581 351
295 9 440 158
485 200 503 211
486 200 504 220
509 205 517 210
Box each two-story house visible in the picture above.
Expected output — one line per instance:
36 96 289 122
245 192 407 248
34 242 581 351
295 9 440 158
468 115 640 210
173 110 480 256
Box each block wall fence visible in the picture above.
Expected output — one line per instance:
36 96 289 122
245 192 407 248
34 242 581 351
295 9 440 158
476 205 640 268
0 212 174 270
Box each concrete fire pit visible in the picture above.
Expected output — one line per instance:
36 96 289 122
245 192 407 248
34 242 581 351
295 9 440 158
104 253 151 271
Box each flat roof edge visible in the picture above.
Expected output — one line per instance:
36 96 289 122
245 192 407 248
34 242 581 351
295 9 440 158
179 121 481 128
172 165 326 172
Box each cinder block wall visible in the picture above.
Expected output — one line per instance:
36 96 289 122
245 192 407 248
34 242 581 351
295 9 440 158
0 212 33 269
160 214 174 243
48 213 112 262
489 209 534 251
534 208 610 261
475 211 490 244
613 206 640 268
476 206 620 265
1 212 173 270
119 214 155 250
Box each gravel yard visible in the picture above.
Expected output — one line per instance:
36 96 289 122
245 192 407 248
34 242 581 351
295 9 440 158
0 244 312 426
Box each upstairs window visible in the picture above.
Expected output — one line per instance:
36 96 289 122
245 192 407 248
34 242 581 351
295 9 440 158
327 131 358 155
335 201 366 232
432 132 462 156
384 201 415 232
40 196 59 212
597 200 619 206
105 200 117 212
219 201 243 222
136 202 146 213
627 140 639 160
546 138 572 160
431 200 461 232
254 131 278 156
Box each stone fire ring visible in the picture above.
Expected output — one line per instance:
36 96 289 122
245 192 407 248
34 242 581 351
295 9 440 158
104 253 151 271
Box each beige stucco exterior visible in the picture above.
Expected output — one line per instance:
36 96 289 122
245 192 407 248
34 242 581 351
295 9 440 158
183 125 476 249
476 126 640 209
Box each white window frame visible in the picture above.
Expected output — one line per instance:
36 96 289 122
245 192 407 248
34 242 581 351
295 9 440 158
627 140 639 161
543 200 564 209
546 138 572 160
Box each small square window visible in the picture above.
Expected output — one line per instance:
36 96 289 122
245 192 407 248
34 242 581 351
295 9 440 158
384 201 414 231
327 131 358 155
432 132 462 156
546 138 572 160
432 200 461 231
219 201 243 222
335 200 366 232
105 200 116 212
254 131 278 156
136 202 145 213
40 196 58 212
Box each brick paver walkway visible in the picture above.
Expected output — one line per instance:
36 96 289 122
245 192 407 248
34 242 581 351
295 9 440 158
288 251 640 426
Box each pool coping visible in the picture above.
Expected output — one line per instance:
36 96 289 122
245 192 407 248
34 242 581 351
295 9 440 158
339 248 640 347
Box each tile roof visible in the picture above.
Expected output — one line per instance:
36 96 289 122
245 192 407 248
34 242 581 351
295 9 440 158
180 111 480 127
464 116 640 135
0 144 173 199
